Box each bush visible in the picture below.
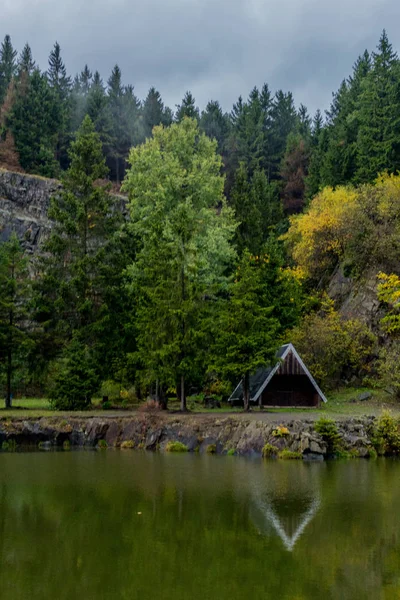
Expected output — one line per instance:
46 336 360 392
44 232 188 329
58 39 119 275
206 444 217 454
272 425 290 437
314 417 342 453
376 345 400 400
165 441 188 453
227 448 235 456
278 449 302 460
290 298 376 388
121 440 135 449
97 439 108 449
262 443 279 458
372 411 400 455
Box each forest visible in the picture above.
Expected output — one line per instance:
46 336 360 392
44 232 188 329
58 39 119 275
0 30 399 410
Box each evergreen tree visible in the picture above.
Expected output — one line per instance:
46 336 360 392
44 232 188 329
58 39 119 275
211 250 279 411
306 110 328 198
141 87 172 139
175 91 199 122
356 31 400 182
86 73 113 154
17 43 35 76
199 100 229 154
9 69 60 176
47 42 71 98
79 64 92 94
0 35 17 104
0 233 32 408
269 90 298 180
123 118 236 409
280 133 310 213
34 115 120 387
47 42 72 167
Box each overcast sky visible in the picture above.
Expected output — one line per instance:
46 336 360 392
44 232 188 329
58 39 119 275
3 0 400 116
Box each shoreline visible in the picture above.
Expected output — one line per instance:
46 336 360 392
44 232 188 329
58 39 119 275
0 413 381 459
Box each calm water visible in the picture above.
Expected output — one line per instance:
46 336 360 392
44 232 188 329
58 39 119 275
0 452 399 600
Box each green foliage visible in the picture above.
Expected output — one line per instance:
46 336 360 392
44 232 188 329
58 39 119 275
63 440 71 450
123 118 236 410
372 411 400 455
1 439 17 451
0 232 33 408
278 449 302 460
262 443 279 458
97 439 108 449
376 345 400 399
211 250 280 410
206 444 217 454
165 441 189 453
314 417 342 453
290 298 376 388
226 448 235 456
49 338 99 410
368 447 378 459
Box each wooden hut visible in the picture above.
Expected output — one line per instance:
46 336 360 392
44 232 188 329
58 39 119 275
229 343 327 408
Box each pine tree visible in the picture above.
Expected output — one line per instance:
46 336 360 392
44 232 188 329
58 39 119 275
86 73 113 154
141 87 172 139
17 43 35 76
79 64 92 95
199 100 229 154
0 35 17 104
0 233 32 408
47 42 72 168
305 110 328 198
9 69 60 176
47 42 71 98
356 31 400 182
211 250 279 411
269 90 298 180
280 133 310 213
175 91 199 122
34 115 120 381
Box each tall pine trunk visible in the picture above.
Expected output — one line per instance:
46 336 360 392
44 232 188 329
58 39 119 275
5 309 13 409
180 375 187 412
243 371 250 412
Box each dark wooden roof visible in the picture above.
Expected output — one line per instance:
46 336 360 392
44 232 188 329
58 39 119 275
228 343 327 403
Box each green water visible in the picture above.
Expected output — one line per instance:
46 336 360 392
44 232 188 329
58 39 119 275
0 452 399 600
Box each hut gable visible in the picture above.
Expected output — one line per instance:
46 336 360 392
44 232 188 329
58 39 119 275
229 343 327 407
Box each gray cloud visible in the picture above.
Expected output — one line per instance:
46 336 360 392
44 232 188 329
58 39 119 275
3 0 400 116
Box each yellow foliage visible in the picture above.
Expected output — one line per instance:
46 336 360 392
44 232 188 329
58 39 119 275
283 186 357 280
377 272 400 335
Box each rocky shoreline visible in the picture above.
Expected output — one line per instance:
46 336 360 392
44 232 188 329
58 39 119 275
0 414 381 459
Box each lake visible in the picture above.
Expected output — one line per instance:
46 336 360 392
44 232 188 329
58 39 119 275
0 451 399 600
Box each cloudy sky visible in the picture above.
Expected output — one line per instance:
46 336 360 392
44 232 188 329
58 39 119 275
3 0 400 115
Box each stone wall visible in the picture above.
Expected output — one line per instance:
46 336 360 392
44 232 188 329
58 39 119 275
0 414 378 459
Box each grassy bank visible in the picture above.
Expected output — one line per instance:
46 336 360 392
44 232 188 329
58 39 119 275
0 387 397 419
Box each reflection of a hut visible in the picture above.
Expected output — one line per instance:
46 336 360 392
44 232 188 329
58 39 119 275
249 463 323 551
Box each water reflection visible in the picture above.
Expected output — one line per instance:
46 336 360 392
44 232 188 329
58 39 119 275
249 462 322 551
0 453 400 600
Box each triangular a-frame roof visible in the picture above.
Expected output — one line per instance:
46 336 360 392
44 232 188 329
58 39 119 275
228 343 327 403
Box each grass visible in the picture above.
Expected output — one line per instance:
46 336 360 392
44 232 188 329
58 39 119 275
0 386 397 420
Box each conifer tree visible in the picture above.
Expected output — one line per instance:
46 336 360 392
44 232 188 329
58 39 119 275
175 91 199 122
10 69 60 176
0 35 17 104
0 233 32 408
47 42 72 167
34 115 121 395
199 100 229 154
141 87 172 139
17 43 35 76
356 31 400 182
211 250 279 411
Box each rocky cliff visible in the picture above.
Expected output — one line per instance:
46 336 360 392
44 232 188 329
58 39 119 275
0 169 61 254
0 414 379 459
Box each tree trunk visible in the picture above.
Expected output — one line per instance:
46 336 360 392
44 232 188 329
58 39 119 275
5 309 13 409
243 372 250 412
180 375 187 411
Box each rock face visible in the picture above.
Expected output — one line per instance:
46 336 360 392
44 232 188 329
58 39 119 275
0 169 61 254
0 168 127 255
0 414 378 459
